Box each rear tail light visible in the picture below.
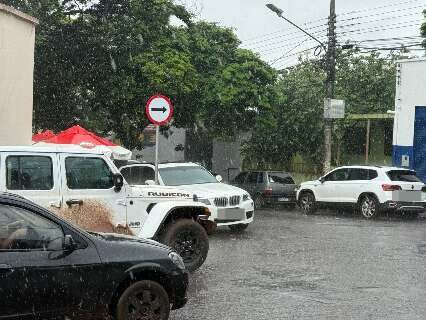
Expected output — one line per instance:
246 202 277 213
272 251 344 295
382 184 402 191
263 188 273 197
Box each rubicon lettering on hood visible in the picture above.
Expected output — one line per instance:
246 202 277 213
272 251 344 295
147 191 191 198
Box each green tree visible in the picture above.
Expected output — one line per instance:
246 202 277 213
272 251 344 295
244 50 399 168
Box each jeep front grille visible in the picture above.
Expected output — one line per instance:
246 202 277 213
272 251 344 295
229 195 241 206
214 197 228 207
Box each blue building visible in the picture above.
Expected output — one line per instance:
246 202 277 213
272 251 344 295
392 59 426 181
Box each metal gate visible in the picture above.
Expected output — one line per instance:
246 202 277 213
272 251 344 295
414 107 426 182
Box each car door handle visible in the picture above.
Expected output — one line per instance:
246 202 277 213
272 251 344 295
0 264 14 277
66 199 83 207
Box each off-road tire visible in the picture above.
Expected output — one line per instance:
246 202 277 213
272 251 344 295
160 219 209 272
299 192 317 215
359 194 379 219
116 280 170 320
228 223 249 232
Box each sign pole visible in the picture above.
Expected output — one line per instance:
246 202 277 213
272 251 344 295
145 94 174 185
155 124 160 184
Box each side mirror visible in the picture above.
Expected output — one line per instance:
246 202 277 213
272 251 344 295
319 177 325 184
145 179 156 185
216 175 223 183
63 235 77 252
113 173 124 192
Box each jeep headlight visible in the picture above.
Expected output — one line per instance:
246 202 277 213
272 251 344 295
243 193 251 201
169 252 185 270
198 198 211 205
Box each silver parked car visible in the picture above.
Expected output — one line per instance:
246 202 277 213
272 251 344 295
231 171 297 209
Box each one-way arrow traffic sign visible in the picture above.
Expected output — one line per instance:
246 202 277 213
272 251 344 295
145 95 174 125
151 107 167 113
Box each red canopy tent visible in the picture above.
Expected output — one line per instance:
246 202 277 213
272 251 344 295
43 125 115 146
32 130 55 142
35 125 131 160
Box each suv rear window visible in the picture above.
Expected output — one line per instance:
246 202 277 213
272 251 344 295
268 172 295 185
387 170 422 182
6 156 53 190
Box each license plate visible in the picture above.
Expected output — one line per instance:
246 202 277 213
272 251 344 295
278 197 289 202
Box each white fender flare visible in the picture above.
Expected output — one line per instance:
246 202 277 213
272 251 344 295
137 201 209 239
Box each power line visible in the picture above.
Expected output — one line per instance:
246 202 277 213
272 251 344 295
337 0 424 17
242 18 328 43
269 38 310 65
245 28 328 52
356 35 423 43
243 23 328 46
253 36 327 55
338 21 422 36
337 11 421 29
272 46 319 68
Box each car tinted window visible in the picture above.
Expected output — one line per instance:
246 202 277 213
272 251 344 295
65 157 114 189
121 166 155 185
234 172 247 184
325 168 349 182
268 172 295 184
387 170 422 182
0 204 63 251
6 156 53 190
246 172 258 183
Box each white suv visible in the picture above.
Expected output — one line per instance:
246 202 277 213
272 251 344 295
119 162 254 231
297 166 426 219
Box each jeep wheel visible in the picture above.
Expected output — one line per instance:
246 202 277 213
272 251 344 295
299 192 317 215
359 195 379 219
228 223 249 232
116 280 169 320
160 219 209 272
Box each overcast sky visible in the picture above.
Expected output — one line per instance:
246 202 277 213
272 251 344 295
177 0 426 68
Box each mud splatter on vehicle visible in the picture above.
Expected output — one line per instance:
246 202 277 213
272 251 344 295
52 201 133 235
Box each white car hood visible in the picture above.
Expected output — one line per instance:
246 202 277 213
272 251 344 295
174 183 245 198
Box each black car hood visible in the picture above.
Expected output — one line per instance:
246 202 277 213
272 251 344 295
89 232 171 251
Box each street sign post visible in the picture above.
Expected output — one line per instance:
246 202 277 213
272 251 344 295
145 95 174 184
324 98 345 119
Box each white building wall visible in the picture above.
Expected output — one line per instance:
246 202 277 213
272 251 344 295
0 5 37 146
393 59 426 147
393 59 426 170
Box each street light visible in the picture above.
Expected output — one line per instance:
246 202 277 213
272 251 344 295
266 3 326 51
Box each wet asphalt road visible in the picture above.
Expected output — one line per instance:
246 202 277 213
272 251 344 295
171 208 426 320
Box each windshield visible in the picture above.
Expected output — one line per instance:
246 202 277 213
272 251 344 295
159 166 218 186
268 172 295 185
387 170 422 182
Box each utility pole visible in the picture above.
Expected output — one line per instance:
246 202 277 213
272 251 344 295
324 0 336 173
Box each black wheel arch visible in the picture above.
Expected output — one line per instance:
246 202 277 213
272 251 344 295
357 192 380 205
298 189 315 202
154 206 208 240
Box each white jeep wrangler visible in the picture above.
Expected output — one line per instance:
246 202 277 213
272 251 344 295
0 146 213 271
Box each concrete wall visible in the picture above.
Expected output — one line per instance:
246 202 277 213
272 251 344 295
212 135 248 182
132 127 186 162
0 5 37 146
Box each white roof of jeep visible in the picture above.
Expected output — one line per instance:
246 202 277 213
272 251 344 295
0 145 105 155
